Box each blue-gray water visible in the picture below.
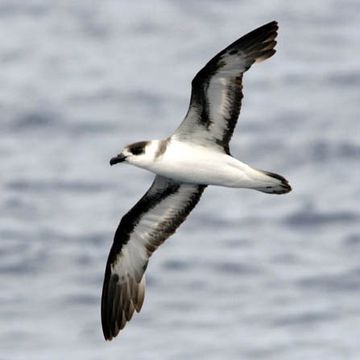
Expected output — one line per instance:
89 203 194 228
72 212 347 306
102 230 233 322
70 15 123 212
1 1 360 359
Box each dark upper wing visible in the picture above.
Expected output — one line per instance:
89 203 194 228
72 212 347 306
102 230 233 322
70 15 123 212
101 176 206 340
173 21 278 154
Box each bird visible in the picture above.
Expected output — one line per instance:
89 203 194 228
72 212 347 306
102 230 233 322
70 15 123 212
101 21 291 340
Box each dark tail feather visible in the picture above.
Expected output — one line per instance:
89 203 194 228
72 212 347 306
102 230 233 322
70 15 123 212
256 170 292 195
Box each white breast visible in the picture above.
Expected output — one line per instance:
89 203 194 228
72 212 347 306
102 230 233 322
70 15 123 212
144 139 256 188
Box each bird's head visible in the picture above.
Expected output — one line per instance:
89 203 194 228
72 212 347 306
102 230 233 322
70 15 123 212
110 141 152 167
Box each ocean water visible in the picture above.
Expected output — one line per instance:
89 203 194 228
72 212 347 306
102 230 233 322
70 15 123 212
1 1 360 359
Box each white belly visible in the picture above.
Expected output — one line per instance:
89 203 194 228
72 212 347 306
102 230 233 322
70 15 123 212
144 140 259 188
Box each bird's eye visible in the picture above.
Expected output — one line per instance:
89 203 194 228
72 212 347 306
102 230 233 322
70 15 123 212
131 146 143 155
129 141 147 155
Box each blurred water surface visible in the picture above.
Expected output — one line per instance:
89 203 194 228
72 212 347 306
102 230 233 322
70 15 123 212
1 1 360 359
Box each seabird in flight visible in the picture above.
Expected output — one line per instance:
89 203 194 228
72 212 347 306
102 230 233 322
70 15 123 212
101 21 291 340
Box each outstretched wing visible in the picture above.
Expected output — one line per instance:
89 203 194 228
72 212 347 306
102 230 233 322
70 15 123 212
173 21 278 154
101 176 206 340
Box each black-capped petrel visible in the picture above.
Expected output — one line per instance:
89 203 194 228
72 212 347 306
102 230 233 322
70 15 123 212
102 21 291 340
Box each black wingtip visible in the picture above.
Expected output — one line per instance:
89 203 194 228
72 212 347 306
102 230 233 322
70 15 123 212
260 20 278 30
229 20 279 64
238 20 279 46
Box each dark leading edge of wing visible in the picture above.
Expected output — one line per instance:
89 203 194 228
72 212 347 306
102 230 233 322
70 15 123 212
101 176 206 340
174 21 279 154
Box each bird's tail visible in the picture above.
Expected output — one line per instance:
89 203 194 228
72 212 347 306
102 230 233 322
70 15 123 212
252 170 292 195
